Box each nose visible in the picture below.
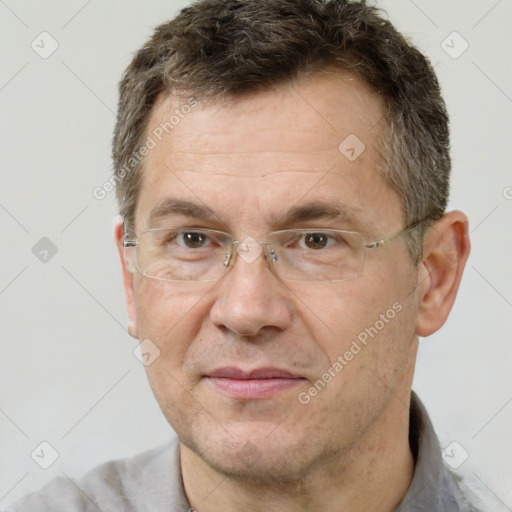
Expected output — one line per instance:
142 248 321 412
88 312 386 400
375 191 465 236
209 240 293 337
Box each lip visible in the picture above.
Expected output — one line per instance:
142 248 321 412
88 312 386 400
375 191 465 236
204 367 305 399
207 367 301 380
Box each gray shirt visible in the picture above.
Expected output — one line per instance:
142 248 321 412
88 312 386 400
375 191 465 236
4 393 487 511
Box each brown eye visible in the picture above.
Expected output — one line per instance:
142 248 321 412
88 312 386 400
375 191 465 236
303 233 330 250
179 232 209 248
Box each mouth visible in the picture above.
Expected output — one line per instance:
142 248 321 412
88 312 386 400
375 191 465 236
204 367 306 399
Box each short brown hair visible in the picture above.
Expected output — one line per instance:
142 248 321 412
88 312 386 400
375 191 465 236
113 0 450 263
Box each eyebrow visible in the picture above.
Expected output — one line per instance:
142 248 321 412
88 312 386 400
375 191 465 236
271 201 362 228
147 198 363 228
148 198 216 224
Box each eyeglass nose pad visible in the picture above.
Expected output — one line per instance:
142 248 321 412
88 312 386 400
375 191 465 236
221 244 276 269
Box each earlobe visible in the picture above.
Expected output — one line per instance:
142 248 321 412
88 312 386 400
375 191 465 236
114 218 139 339
415 211 471 338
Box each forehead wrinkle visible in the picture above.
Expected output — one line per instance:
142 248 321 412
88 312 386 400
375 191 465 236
173 169 331 177
170 127 339 138
170 149 337 156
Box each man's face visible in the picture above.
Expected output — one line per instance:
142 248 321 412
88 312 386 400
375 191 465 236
125 72 421 480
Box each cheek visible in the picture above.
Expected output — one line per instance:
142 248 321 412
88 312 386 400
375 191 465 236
345 264 419 387
133 279 217 432
293 264 417 377
292 279 392 344
133 278 216 365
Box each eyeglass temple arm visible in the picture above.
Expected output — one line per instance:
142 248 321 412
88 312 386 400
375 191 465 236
363 219 427 250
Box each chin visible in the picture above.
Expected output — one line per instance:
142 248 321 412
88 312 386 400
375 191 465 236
181 419 328 483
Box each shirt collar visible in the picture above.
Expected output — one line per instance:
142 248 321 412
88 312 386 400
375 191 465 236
395 391 476 511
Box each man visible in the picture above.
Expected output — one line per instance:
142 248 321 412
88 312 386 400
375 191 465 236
8 0 488 510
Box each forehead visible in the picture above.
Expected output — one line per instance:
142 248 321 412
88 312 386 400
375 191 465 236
135 71 401 232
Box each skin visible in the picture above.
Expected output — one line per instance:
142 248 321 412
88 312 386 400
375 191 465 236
115 71 470 511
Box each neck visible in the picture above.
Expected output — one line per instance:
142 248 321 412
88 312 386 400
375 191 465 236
180 392 415 512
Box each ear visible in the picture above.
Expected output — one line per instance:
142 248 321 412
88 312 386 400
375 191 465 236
114 218 139 339
415 210 471 337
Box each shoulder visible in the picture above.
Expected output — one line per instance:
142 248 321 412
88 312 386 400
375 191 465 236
454 472 512 512
5 439 186 512
399 394 504 512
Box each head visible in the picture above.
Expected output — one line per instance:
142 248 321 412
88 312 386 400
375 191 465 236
113 0 470 482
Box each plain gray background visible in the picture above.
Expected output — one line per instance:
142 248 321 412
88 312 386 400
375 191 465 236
1 0 511 508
